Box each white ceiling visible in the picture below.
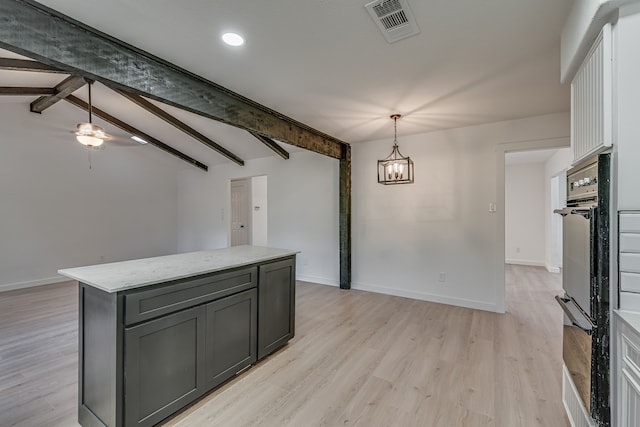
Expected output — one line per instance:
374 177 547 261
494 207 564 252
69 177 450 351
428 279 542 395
1 0 575 165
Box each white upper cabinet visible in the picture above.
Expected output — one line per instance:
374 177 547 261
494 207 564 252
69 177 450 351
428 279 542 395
571 24 612 164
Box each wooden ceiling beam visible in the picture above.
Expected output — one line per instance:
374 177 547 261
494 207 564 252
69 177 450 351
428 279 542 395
0 0 348 159
114 89 245 166
0 57 65 73
249 131 289 160
64 95 208 172
30 75 86 113
0 86 56 95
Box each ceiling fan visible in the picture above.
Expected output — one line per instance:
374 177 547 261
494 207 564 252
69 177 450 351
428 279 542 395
71 80 148 149
75 79 110 148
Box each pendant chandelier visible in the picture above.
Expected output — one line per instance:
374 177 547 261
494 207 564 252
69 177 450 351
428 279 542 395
377 114 414 185
75 80 106 147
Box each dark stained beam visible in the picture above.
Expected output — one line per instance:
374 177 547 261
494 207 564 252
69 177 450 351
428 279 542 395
249 131 289 160
114 89 244 166
0 86 55 95
64 95 208 172
30 75 86 113
0 57 65 73
0 0 347 159
339 145 351 289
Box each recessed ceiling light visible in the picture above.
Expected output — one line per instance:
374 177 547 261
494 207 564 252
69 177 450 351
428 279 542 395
222 32 245 47
131 135 148 144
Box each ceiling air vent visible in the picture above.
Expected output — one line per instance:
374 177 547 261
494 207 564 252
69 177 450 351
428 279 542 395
364 0 420 43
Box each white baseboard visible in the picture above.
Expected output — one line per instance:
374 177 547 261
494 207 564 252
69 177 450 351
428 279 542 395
545 262 561 273
351 281 499 313
296 275 339 287
505 259 545 267
0 275 72 293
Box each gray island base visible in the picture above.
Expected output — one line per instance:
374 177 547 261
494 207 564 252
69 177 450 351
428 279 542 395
59 245 297 427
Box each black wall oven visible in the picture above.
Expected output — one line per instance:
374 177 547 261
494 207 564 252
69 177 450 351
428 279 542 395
555 152 610 426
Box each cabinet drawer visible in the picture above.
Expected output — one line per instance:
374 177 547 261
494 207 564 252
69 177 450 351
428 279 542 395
620 213 640 233
621 233 640 253
621 272 640 293
124 267 257 325
621 253 640 274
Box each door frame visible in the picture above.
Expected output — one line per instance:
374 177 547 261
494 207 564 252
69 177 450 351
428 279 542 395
549 171 567 272
495 137 569 313
228 175 268 247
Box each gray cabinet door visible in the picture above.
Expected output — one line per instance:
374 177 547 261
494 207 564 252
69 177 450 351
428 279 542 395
205 289 257 389
258 257 295 359
124 306 205 427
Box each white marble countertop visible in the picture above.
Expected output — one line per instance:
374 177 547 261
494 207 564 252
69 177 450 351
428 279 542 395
615 310 640 334
58 245 298 293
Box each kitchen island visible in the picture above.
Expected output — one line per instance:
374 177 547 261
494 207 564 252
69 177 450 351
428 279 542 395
59 245 297 427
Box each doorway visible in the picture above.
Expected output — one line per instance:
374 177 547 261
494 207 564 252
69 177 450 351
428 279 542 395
496 138 570 313
230 178 251 246
230 176 268 247
549 172 567 272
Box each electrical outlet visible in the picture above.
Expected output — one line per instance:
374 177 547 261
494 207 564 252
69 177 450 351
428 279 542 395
100 255 105 263
303 257 309 266
438 272 446 282
516 247 521 254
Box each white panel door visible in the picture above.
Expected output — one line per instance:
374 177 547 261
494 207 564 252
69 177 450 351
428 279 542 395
230 179 251 246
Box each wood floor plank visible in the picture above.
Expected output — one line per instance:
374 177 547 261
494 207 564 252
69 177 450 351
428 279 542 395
0 266 569 426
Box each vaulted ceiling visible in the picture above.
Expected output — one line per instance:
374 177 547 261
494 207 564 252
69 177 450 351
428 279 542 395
1 0 575 167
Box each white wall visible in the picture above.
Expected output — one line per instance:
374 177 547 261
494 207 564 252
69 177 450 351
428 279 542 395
616 4 640 211
505 163 546 266
251 175 268 247
177 150 340 286
352 112 570 312
0 100 181 291
544 148 571 272
614 4 640 313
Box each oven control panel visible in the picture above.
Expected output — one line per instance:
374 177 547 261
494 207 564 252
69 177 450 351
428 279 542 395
567 161 598 203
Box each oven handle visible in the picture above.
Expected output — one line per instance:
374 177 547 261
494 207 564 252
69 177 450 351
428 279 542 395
553 208 571 217
554 295 595 332
553 207 595 218
570 207 594 219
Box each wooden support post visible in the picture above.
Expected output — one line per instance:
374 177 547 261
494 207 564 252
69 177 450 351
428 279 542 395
339 144 352 289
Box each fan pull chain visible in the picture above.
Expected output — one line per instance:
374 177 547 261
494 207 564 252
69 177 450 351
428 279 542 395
88 149 92 170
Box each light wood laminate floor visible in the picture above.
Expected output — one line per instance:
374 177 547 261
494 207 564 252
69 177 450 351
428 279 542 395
0 265 569 426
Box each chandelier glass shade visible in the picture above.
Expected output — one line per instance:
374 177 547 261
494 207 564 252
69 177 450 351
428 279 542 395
377 114 414 185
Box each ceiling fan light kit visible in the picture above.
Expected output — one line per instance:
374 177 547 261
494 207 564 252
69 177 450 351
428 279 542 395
75 79 107 147
76 122 106 147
